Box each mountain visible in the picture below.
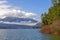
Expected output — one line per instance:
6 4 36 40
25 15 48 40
36 22 41 26
0 17 40 29
32 22 41 28
0 17 37 23
0 23 34 29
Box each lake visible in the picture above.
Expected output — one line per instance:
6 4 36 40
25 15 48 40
0 29 51 40
2 29 60 40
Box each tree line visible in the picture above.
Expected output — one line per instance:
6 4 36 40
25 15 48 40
41 0 60 26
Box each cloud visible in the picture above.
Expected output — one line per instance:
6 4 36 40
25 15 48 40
0 0 37 19
25 12 37 18
0 0 7 4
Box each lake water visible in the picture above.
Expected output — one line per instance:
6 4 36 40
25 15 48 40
0 29 50 40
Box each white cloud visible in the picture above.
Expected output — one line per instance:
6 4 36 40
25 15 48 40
0 0 7 3
25 12 37 18
0 0 38 19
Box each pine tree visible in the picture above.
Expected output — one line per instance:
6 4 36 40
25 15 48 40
41 0 60 26
52 0 58 6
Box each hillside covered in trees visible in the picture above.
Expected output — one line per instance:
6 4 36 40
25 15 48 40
41 0 60 35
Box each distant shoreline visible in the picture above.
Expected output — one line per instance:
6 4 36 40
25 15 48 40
0 23 40 29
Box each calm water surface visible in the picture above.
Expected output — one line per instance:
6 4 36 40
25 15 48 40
0 29 50 40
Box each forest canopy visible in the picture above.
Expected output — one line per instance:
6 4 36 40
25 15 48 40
41 0 60 26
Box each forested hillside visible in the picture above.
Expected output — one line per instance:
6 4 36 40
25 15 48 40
41 0 60 35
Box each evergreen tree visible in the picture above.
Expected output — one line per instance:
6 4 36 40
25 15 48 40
41 0 60 26
52 0 58 6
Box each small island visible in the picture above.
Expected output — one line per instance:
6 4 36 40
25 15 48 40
41 0 60 35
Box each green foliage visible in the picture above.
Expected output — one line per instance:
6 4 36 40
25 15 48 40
54 27 60 31
50 35 60 40
41 0 60 26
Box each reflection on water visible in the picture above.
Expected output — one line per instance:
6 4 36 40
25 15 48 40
0 29 50 40
0 29 7 40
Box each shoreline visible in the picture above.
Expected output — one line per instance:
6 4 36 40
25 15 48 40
41 25 60 35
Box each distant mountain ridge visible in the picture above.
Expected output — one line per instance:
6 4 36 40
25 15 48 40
0 17 41 29
0 17 39 26
0 17 37 23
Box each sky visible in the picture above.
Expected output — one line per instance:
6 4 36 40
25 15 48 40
0 0 52 22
